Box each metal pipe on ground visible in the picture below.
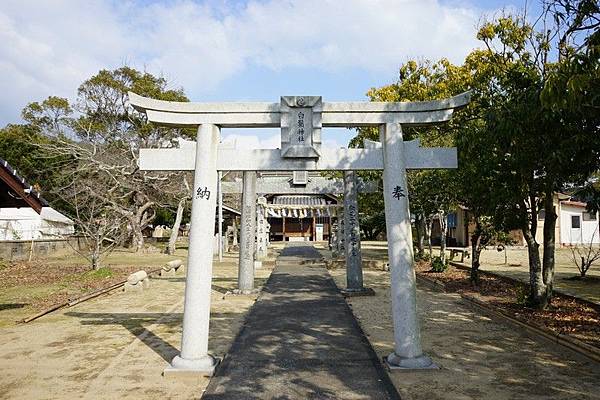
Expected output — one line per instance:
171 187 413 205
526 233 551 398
22 266 166 323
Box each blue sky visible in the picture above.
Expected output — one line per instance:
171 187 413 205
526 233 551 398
0 0 541 147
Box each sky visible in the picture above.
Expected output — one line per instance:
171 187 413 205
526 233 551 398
0 0 540 148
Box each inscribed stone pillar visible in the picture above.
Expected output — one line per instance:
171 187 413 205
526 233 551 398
380 123 434 369
255 197 267 261
238 171 257 292
343 171 364 291
167 124 219 375
232 219 238 247
336 217 345 257
330 222 338 256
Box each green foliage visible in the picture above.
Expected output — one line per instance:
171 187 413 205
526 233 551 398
430 256 448 273
515 285 529 305
0 124 65 202
358 191 385 240
415 252 431 262
85 267 113 280
355 58 471 231
357 2 599 309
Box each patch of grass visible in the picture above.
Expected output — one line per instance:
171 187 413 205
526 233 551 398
0 284 64 304
85 267 114 280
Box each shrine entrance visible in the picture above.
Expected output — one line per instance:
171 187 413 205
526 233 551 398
130 92 469 375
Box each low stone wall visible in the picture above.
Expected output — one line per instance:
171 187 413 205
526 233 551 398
0 237 83 261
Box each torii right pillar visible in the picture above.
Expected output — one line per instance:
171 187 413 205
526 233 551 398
381 122 436 369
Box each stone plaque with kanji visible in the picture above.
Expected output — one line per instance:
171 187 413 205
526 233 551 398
280 96 322 158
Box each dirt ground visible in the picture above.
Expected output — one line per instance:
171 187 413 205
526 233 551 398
360 241 600 304
0 246 187 327
413 262 600 349
0 250 276 400
327 249 600 400
477 247 600 304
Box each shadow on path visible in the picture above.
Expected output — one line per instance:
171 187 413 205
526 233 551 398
202 243 400 400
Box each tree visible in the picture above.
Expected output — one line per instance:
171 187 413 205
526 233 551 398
166 177 191 255
22 67 192 255
64 178 127 270
353 59 471 260
568 225 600 278
0 124 52 186
474 3 600 308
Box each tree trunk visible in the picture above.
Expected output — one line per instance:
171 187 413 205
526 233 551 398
166 197 186 255
415 213 425 257
129 219 144 253
541 190 557 307
523 225 545 307
425 217 433 256
91 238 101 270
439 210 448 263
128 201 155 253
470 219 482 283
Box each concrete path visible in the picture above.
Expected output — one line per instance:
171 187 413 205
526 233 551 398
203 243 399 400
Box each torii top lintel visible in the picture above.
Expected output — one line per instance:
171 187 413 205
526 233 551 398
127 92 471 128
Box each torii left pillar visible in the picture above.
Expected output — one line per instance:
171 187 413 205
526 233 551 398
166 124 219 375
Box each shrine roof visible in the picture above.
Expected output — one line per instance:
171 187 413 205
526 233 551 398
272 195 329 206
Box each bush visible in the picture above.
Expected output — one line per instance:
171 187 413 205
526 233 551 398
515 285 528 305
430 256 448 272
415 252 431 262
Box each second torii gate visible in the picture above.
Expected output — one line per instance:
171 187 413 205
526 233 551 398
130 92 469 375
222 173 377 294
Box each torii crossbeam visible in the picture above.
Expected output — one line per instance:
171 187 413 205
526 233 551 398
130 92 469 375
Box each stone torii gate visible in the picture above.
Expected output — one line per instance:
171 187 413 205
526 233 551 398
130 92 469 375
222 173 377 294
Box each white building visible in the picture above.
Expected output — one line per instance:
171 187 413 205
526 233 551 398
555 200 599 245
0 207 75 241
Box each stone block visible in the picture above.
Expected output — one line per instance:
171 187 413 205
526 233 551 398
124 270 150 291
160 268 176 277
161 259 184 276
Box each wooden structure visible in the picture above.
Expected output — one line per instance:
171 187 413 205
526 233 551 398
265 194 338 242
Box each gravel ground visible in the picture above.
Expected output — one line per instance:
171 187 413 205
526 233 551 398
328 265 600 400
0 251 275 400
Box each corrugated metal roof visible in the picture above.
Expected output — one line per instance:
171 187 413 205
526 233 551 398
272 195 327 206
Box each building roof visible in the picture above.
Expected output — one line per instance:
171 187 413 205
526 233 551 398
40 207 74 224
561 200 588 208
0 158 47 213
0 207 73 224
222 204 241 216
272 195 328 206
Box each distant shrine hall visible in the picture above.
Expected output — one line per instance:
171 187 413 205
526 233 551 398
231 171 339 242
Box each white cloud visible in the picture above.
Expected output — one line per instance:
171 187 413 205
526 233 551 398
0 0 489 125
221 132 282 149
